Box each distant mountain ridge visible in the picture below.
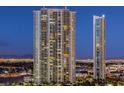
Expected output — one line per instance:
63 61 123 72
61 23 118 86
0 54 33 59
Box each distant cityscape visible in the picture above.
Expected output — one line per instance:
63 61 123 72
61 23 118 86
0 58 124 85
0 6 124 86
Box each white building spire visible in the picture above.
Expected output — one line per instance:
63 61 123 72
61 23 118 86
43 6 46 9
65 6 67 10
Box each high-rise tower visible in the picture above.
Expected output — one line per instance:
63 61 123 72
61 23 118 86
33 7 76 84
93 15 106 80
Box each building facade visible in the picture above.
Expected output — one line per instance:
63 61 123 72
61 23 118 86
93 15 106 80
33 7 76 84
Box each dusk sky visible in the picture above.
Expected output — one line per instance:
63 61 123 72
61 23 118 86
0 6 124 59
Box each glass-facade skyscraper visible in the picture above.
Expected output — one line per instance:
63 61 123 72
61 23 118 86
33 7 76 84
93 15 106 80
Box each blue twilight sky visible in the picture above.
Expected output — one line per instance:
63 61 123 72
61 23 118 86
0 6 124 59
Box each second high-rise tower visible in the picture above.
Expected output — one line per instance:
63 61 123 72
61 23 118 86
93 15 106 80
